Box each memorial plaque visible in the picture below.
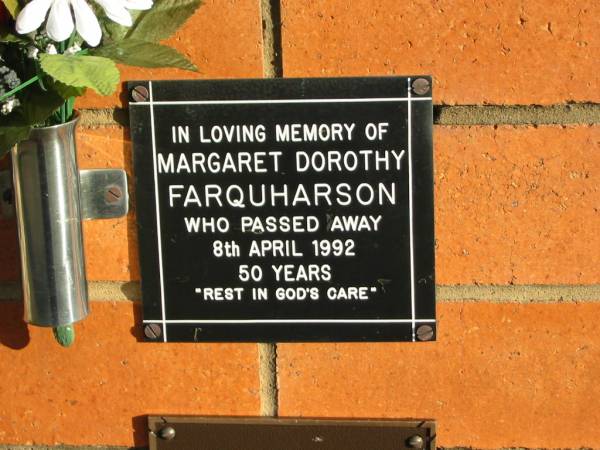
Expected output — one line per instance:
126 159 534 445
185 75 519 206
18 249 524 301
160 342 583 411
148 417 436 450
129 76 435 342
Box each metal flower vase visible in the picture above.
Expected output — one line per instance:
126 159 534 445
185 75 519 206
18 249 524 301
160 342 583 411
9 113 129 344
12 114 88 327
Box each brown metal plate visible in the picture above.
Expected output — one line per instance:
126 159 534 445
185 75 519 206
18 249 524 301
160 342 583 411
148 416 435 450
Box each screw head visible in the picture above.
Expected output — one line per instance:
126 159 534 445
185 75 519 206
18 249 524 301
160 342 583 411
105 186 122 204
144 323 162 340
416 324 434 341
407 434 424 448
131 85 149 102
157 425 176 440
412 78 430 95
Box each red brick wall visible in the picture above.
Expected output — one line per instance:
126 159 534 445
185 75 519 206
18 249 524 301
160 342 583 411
0 0 598 448
281 0 598 105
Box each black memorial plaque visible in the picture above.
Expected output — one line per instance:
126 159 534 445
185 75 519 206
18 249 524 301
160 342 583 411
148 417 436 450
129 76 435 342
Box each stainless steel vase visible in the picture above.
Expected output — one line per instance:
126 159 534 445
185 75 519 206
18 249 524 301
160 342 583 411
11 114 89 327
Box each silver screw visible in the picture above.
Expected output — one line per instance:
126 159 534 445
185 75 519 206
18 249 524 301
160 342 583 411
144 323 162 340
105 186 122 204
407 435 424 448
412 78 430 95
157 425 176 440
131 85 149 102
416 325 434 341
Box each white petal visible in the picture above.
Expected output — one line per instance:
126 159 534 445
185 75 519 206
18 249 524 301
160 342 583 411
94 0 132 26
72 0 102 46
123 0 153 10
15 0 53 34
46 0 74 42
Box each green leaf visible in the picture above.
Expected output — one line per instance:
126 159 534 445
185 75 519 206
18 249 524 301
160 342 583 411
127 0 202 42
101 21 130 43
19 82 67 124
0 126 30 158
100 10 141 42
51 79 87 99
0 32 24 43
0 24 28 43
0 78 71 156
93 39 197 71
1 0 20 19
39 54 120 96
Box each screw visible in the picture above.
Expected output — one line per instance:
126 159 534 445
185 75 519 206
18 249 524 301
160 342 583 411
144 323 162 340
131 85 149 102
157 425 176 440
105 186 122 204
407 435 424 449
412 78 430 95
416 324 434 341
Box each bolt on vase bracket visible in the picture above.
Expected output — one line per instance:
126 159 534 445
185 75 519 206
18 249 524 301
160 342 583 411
1 113 128 329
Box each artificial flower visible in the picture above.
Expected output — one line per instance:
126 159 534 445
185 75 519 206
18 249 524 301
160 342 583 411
27 46 40 59
64 43 82 55
0 65 20 89
1 97 20 115
95 0 153 26
15 0 153 47
0 64 21 115
1 0 198 158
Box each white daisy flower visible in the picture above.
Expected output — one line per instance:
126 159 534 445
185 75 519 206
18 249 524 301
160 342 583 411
15 0 153 47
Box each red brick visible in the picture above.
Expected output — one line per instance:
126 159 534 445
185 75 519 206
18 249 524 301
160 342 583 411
278 302 600 448
0 301 259 446
281 0 599 104
76 0 263 109
435 125 600 285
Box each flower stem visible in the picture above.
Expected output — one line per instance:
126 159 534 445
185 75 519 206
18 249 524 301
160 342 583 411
0 75 39 102
59 40 67 123
66 30 77 51
66 96 75 119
